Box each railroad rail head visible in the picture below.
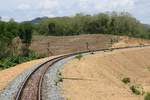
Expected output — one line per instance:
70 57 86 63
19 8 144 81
15 44 150 100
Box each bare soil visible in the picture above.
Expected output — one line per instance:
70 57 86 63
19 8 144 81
13 34 150 56
30 34 150 56
30 34 118 56
62 47 150 100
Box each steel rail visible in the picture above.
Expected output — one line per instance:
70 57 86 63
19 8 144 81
15 45 150 100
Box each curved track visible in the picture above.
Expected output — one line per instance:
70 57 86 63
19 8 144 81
15 45 150 100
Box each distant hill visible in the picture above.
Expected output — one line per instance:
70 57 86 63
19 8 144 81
30 17 48 24
143 24 150 30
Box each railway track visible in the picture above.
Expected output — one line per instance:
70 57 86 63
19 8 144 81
15 45 150 100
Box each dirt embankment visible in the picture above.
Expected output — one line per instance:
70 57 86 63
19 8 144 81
112 36 150 48
13 34 150 57
62 47 150 100
30 34 117 56
13 34 120 56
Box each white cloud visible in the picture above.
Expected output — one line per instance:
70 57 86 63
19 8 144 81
0 0 150 24
17 4 31 10
39 0 59 9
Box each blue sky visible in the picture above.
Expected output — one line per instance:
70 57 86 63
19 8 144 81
0 0 150 24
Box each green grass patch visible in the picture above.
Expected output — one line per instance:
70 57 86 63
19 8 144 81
0 51 45 70
147 67 150 71
66 98 71 100
75 54 83 60
144 92 150 100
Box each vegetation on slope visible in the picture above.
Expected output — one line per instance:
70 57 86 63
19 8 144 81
0 20 37 69
0 51 41 69
0 12 150 69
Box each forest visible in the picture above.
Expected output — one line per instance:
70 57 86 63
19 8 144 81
0 12 150 69
36 12 150 37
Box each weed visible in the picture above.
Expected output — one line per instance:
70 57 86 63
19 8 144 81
54 70 63 86
75 54 83 60
0 50 46 70
90 51 94 54
130 85 141 95
54 80 58 86
54 76 63 86
66 98 71 100
58 76 63 82
122 77 130 84
147 67 150 71
57 70 62 76
144 92 150 100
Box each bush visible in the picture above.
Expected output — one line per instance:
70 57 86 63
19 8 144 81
145 92 150 100
122 77 130 84
147 67 150 71
75 54 83 60
66 98 71 100
0 51 46 69
130 85 141 95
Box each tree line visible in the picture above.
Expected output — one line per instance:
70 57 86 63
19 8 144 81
36 12 150 38
0 12 150 60
0 20 32 59
0 20 36 69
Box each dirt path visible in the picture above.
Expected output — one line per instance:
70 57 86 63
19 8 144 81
61 47 150 100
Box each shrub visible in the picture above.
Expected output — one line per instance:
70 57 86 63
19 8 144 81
130 85 141 95
58 71 63 82
147 67 150 71
75 54 83 60
54 70 63 86
66 98 71 100
0 50 46 69
122 77 130 84
145 92 150 100
58 77 63 82
90 52 94 54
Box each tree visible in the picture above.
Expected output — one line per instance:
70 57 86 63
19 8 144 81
35 12 150 39
0 20 18 58
48 23 56 35
19 22 33 56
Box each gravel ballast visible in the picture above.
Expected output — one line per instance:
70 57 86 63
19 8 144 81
42 53 92 100
0 63 43 100
0 53 91 100
42 56 75 100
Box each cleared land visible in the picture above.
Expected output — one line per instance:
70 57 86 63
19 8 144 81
13 34 150 56
62 47 150 100
30 34 150 56
30 34 117 56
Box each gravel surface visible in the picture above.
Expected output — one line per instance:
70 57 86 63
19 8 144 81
42 53 91 100
0 53 91 100
0 62 46 100
42 56 74 100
